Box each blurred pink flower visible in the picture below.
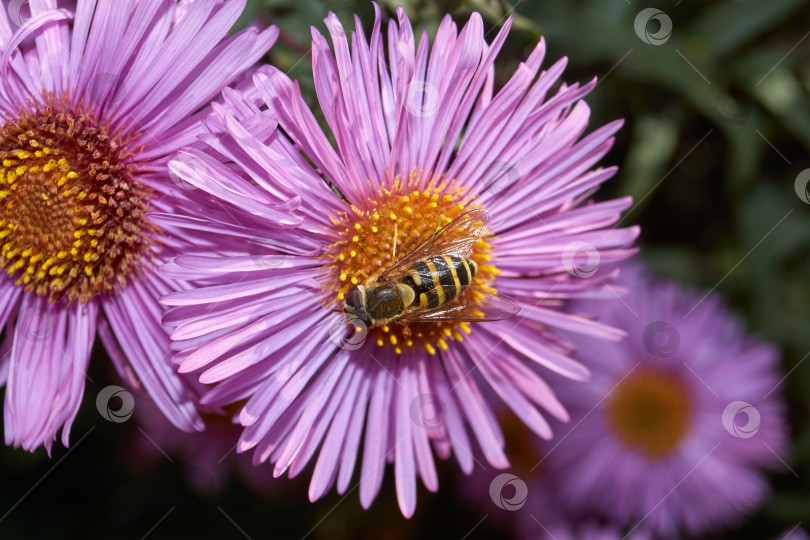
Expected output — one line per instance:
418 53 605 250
541 263 789 537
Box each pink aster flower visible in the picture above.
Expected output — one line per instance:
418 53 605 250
541 263 789 537
0 0 277 452
159 5 638 516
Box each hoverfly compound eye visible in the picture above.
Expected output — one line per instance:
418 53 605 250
345 285 364 309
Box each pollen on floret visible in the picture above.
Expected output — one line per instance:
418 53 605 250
0 92 156 303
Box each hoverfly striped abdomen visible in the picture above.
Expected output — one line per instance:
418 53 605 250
400 255 478 309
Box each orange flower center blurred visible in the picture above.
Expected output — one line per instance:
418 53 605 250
607 369 693 459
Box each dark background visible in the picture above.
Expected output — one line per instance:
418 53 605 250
2 0 810 538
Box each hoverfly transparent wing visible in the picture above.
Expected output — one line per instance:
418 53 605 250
397 288 520 323
376 208 490 283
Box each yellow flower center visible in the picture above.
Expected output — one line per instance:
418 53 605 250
0 94 155 303
606 369 693 459
323 173 499 355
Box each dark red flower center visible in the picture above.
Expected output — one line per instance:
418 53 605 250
0 94 156 303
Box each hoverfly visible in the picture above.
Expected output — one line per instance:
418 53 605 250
342 209 520 328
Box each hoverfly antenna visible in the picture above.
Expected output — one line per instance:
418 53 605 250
432 215 442 234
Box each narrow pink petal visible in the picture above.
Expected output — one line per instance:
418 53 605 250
394 356 417 518
359 365 394 508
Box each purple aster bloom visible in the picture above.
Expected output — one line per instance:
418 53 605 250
159 5 638 516
0 0 277 452
541 263 789 537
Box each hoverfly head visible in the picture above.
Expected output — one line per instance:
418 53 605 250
343 285 372 326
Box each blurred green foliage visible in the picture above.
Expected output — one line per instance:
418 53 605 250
3 1 810 538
